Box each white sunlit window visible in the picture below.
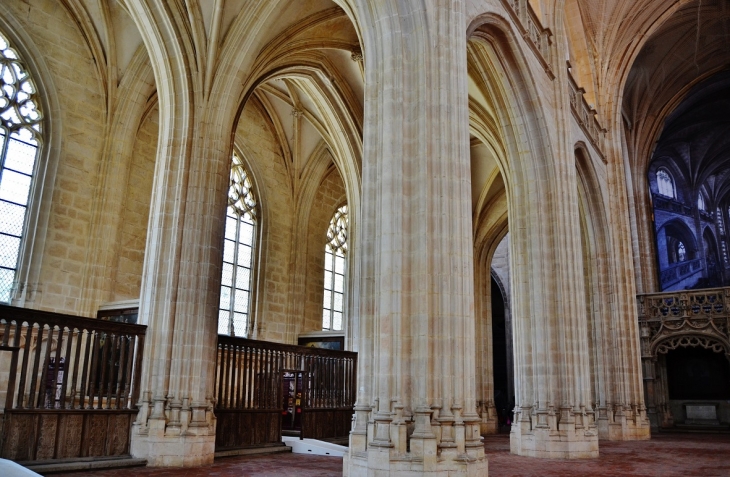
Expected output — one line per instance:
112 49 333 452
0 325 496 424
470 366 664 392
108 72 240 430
677 242 686 262
0 32 42 303
698 193 705 211
323 205 348 331
656 168 675 198
218 152 257 337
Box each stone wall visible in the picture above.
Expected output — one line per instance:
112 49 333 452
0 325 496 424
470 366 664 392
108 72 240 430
110 105 158 302
4 0 105 314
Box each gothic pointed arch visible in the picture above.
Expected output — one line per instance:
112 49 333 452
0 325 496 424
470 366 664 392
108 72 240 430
0 7 61 307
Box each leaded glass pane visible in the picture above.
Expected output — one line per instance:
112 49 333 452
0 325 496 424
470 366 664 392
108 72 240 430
220 286 231 310
0 268 13 302
333 292 343 311
333 312 342 331
236 266 250 291
0 200 25 236
224 214 237 240
221 262 234 287
0 234 20 268
223 238 235 264
322 309 330 329
233 312 247 336
323 289 332 310
218 310 230 335
0 169 31 205
334 254 345 275
237 244 251 266
239 220 253 245
5 137 36 174
234 290 248 313
334 274 344 293
324 252 333 272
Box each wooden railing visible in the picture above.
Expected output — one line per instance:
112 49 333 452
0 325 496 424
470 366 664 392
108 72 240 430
0 305 146 462
215 336 357 449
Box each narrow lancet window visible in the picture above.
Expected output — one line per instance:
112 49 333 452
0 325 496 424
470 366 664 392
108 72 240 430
323 204 348 331
698 194 705 211
0 32 42 303
218 152 257 337
656 168 675 198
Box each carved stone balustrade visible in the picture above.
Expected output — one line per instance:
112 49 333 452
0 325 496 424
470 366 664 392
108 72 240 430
501 0 554 78
637 288 730 359
637 288 730 430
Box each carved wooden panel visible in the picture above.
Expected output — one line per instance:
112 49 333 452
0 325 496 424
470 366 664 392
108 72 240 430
35 414 58 460
215 410 280 450
1 411 135 462
57 414 83 458
82 414 109 457
1 413 37 461
106 414 131 456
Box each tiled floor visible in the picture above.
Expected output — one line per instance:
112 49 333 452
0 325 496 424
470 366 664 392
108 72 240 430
51 433 730 476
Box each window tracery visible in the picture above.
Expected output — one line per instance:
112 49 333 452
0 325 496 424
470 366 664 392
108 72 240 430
0 32 42 303
323 204 347 331
656 168 675 198
218 152 257 337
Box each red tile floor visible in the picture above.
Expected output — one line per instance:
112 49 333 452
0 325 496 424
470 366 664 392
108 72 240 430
52 433 730 477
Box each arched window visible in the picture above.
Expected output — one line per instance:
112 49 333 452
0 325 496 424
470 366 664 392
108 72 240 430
656 168 675 198
218 152 257 337
677 242 686 262
323 204 348 331
0 32 42 303
698 194 705 211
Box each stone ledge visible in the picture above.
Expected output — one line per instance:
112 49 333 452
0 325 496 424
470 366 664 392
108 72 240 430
24 457 147 474
214 444 292 458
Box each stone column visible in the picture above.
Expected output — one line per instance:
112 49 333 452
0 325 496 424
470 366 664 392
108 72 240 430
124 0 224 466
343 1 488 475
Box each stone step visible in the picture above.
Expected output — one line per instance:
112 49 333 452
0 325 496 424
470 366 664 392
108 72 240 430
22 456 147 474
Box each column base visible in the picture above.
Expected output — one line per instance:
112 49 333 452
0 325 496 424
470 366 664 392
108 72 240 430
596 409 651 441
480 404 499 435
510 424 598 459
131 422 216 467
344 448 488 477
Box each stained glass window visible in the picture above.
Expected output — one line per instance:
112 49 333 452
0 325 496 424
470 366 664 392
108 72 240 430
0 32 42 303
657 168 675 198
323 205 347 331
218 152 257 337
698 193 705 211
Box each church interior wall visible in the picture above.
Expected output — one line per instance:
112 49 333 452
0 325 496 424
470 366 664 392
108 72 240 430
109 103 158 303
4 0 730 472
2 1 106 315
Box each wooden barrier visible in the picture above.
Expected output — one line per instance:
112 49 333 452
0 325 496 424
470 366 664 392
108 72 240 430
215 336 356 449
0 305 146 462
